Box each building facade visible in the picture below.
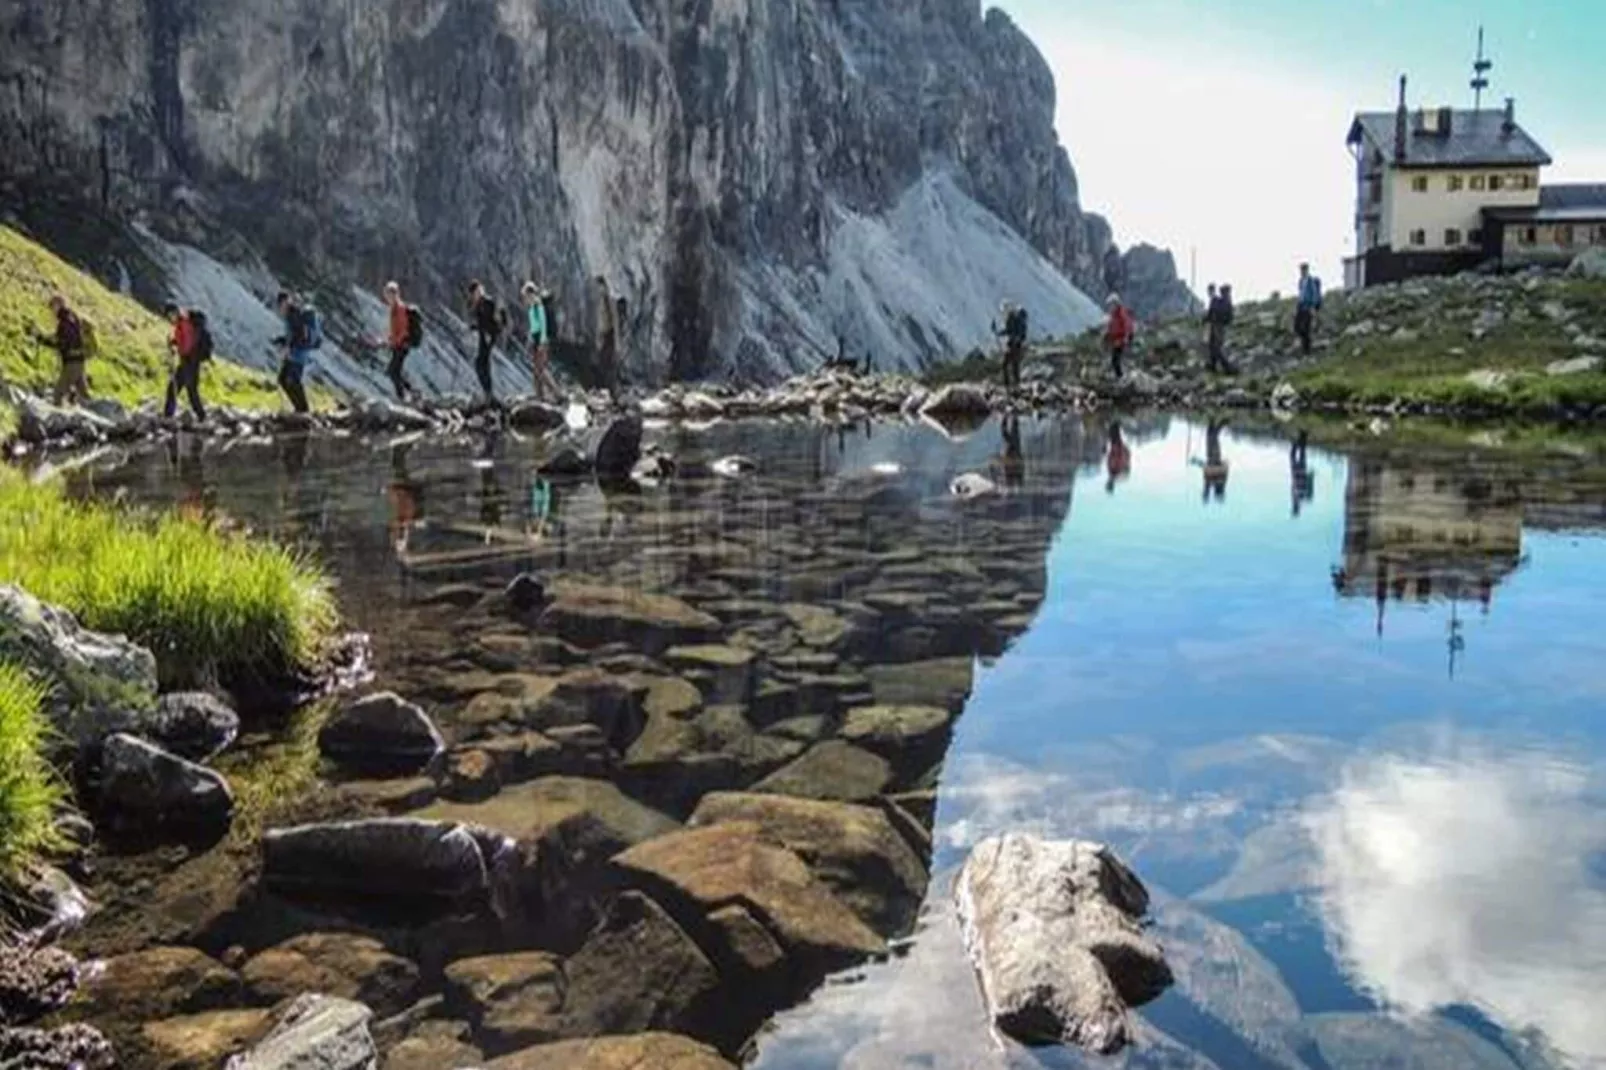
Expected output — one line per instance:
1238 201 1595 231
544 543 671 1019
1344 79 1606 288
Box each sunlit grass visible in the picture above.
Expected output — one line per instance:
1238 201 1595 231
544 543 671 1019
0 470 338 691
0 663 68 883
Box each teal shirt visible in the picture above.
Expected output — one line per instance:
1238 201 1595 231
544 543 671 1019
527 302 548 346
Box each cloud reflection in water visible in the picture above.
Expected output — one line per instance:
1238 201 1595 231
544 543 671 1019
1305 741 1606 1069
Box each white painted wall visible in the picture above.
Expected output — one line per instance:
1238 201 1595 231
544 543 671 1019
1383 168 1541 250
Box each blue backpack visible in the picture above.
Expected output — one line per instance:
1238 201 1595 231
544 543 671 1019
292 305 324 350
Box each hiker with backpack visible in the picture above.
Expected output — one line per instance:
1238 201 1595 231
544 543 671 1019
34 295 93 405
162 303 212 421
466 280 506 405
383 281 424 402
272 291 321 414
1104 293 1136 379
995 300 1028 392
521 281 561 401
1295 263 1323 356
1205 284 1236 375
594 276 618 397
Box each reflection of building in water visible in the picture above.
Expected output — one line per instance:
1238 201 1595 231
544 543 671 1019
1332 460 1525 625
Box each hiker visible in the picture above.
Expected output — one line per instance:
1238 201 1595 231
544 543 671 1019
162 303 210 421
521 281 560 401
1105 422 1131 494
996 301 1028 392
35 295 93 405
383 281 423 402
1104 293 1136 378
466 280 506 405
272 291 320 414
594 276 617 397
1295 263 1323 356
1205 284 1236 375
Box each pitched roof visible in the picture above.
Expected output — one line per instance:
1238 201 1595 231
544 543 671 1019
1540 183 1606 210
1347 109 1552 168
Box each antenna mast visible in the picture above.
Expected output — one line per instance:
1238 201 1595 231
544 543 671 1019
1471 26 1493 110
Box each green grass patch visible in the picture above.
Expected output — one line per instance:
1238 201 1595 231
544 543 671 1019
0 663 68 883
0 469 337 691
0 224 312 412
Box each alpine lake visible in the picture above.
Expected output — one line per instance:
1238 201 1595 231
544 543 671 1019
42 410 1606 1070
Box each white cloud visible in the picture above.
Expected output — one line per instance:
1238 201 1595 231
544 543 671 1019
1305 741 1606 1069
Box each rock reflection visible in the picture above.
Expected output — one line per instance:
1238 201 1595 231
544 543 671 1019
1305 742 1606 1069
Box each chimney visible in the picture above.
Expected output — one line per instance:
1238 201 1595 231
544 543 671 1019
1438 106 1453 135
1395 75 1409 161
1502 96 1516 135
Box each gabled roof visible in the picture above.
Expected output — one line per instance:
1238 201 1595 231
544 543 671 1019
1540 183 1606 210
1347 109 1552 168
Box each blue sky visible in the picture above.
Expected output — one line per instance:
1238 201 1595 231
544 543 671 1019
996 0 1606 298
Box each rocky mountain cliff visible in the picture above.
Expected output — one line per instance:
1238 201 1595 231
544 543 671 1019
0 0 1192 389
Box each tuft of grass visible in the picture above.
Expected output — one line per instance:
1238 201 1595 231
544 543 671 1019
0 663 68 883
0 224 314 412
0 469 338 691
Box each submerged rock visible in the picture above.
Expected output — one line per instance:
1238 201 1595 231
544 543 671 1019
0 944 82 1023
80 946 241 1021
485 1032 735 1070
143 1010 271 1069
241 934 420 1018
537 582 721 655
261 819 499 907
98 733 234 838
593 415 644 479
145 691 241 761
537 446 591 478
0 584 158 746
318 691 445 775
224 993 376 1070
507 400 567 433
954 833 1172 1054
0 1024 115 1069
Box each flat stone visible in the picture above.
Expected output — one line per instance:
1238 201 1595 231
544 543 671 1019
1547 355 1601 376
227 993 376 1070
839 705 953 771
337 777 438 814
753 740 892 803
866 658 974 713
537 583 720 656
691 791 927 935
664 645 757 704
241 933 420 1017
613 822 884 974
82 946 240 1020
381 1020 483 1070
444 951 565 1055
262 818 494 906
525 668 644 751
142 1009 271 1069
781 604 850 649
485 1032 735 1070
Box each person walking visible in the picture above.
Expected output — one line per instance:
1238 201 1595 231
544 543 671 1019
466 280 505 405
594 276 618 398
521 281 560 401
272 291 319 414
1294 263 1323 356
996 301 1028 392
1104 293 1136 379
36 295 92 405
383 281 419 402
162 303 209 421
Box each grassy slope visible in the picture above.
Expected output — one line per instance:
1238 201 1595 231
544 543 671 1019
0 225 285 410
0 664 67 883
0 469 338 691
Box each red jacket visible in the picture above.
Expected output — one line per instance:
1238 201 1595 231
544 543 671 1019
170 314 197 360
1105 305 1135 348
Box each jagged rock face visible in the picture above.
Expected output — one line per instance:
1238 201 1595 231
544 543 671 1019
0 0 1185 383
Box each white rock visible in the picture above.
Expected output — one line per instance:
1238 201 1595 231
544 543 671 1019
1463 369 1510 391
226 993 376 1070
1546 356 1601 377
949 473 997 499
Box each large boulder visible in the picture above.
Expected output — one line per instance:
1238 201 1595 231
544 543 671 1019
224 993 375 1070
486 1032 735 1070
865 658 974 713
918 384 992 419
317 692 445 775
752 740 892 803
593 415 644 479
143 692 241 761
80 947 240 1020
506 400 567 433
954 834 1172 1054
446 892 718 1055
143 1011 272 1069
349 397 432 432
261 819 502 908
838 704 954 778
612 822 884 977
536 583 721 655
14 397 114 446
97 734 234 839
690 792 927 936
0 584 158 746
524 669 645 752
1566 247 1606 279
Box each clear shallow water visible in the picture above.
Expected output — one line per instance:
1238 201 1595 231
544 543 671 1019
67 415 1606 1070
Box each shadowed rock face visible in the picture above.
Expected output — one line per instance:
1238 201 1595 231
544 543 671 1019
0 0 1185 383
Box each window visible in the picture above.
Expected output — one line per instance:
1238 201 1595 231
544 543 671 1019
1596 225 1606 243
1470 175 1488 191
1445 228 1463 246
1411 176 1430 193
1469 228 1484 245
1410 229 1427 246
1519 227 1537 246
1489 175 1505 191
1558 225 1576 247
1447 175 1464 192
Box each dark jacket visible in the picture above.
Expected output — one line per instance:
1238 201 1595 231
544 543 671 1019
472 295 503 340
52 308 86 360
1206 294 1233 328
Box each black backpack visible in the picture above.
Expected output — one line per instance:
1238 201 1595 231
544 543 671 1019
541 294 559 340
189 309 215 362
1007 307 1029 342
404 304 424 347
